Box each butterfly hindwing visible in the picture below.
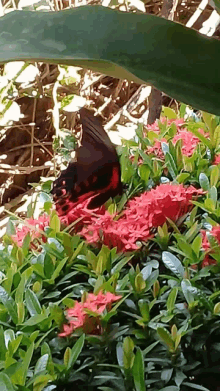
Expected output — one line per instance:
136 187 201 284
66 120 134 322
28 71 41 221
52 108 122 214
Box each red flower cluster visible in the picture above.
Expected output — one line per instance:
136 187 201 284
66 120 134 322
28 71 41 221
172 129 206 157
59 291 122 337
200 226 220 267
80 184 203 252
147 128 206 159
12 215 50 247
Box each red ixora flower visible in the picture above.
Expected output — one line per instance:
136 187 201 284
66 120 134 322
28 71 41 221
200 226 220 267
80 184 203 252
59 291 122 337
12 214 50 247
146 128 206 159
213 154 220 165
59 197 106 227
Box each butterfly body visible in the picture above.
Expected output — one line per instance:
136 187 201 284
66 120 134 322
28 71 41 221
52 108 122 214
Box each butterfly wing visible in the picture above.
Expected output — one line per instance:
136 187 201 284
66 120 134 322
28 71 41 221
52 108 122 214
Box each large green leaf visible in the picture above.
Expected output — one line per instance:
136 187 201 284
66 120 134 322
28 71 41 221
0 6 220 114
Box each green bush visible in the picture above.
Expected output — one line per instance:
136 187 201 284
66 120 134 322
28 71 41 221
1 107 220 391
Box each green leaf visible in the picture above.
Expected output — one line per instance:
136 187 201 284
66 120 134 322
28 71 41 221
162 107 177 120
0 373 15 391
64 347 71 368
161 368 173 383
199 173 210 191
157 327 175 351
162 252 184 278
33 374 53 391
191 234 202 258
67 334 85 370
176 172 190 184
1 7 220 115
0 286 18 324
34 354 49 375
68 241 84 266
213 124 220 148
145 270 159 291
159 387 179 391
25 289 41 316
142 341 159 356
165 152 178 179
15 276 25 304
50 257 68 281
210 165 219 187
12 342 34 385
182 382 210 391
22 313 48 326
181 279 196 304
132 347 146 391
50 213 60 233
167 287 178 312
123 336 135 369
6 220 16 236
138 164 150 184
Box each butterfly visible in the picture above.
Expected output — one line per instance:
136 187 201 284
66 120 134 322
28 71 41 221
52 107 122 216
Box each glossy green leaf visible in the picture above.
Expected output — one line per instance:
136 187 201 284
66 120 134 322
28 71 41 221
199 173 210 191
181 279 197 305
67 334 85 370
25 289 41 316
162 252 184 278
1 7 220 115
34 354 49 375
12 342 34 385
167 287 178 312
132 347 146 391
157 327 175 351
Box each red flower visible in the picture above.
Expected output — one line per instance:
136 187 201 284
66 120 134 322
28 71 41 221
146 128 206 159
199 226 220 268
146 117 185 133
59 291 122 337
213 154 220 165
81 184 203 252
58 197 106 228
12 214 50 247
172 129 206 157
201 255 217 268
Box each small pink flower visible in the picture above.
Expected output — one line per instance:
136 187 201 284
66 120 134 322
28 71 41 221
12 215 50 247
59 291 121 337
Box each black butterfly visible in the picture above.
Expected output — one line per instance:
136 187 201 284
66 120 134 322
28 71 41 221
52 108 122 215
